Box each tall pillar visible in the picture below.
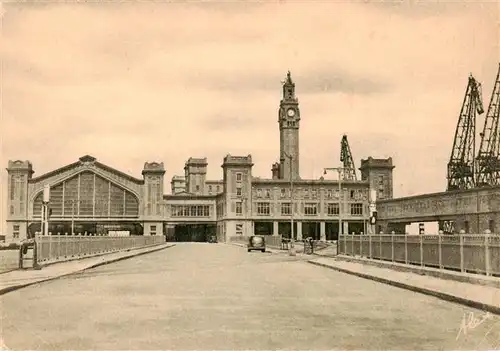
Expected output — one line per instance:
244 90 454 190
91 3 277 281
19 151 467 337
320 221 326 241
273 221 279 236
297 222 302 240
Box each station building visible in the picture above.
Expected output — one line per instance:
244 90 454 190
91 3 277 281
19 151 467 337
5 72 394 242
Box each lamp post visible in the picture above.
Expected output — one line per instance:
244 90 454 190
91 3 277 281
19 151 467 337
323 167 345 237
241 194 247 236
283 152 296 256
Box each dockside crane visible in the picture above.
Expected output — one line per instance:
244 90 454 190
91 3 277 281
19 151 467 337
476 63 500 187
340 134 357 181
447 74 484 191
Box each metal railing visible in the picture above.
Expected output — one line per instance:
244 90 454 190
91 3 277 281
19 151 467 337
33 235 165 266
338 234 500 276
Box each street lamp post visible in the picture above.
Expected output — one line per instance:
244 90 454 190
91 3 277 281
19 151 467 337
283 152 296 256
323 167 345 237
241 194 247 236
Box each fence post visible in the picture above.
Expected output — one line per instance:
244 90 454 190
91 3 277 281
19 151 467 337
369 234 372 259
33 237 39 269
379 235 382 259
404 234 408 264
391 233 394 262
438 234 442 269
419 234 424 268
485 234 490 276
351 234 354 255
344 234 347 255
360 234 363 257
460 234 464 273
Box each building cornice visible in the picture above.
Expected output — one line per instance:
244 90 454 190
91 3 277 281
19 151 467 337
251 178 370 186
378 185 500 204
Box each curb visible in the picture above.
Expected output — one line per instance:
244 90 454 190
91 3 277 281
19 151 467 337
334 255 500 289
308 260 500 316
0 244 176 296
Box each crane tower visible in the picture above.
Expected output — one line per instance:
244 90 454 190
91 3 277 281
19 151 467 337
476 63 500 187
446 74 484 191
340 134 357 181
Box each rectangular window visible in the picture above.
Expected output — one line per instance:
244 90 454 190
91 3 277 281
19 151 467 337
327 190 332 199
236 223 243 235
216 185 220 193
350 203 363 216
304 188 310 199
236 173 242 182
265 189 271 198
13 224 20 239
236 187 242 196
281 188 286 198
489 220 495 232
257 202 270 215
236 202 242 215
208 185 212 194
281 202 291 215
379 175 384 185
304 203 318 216
350 190 355 199
257 189 262 198
327 203 340 216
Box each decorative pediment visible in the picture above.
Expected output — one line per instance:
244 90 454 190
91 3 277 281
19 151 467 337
172 191 193 196
79 155 97 165
30 156 144 185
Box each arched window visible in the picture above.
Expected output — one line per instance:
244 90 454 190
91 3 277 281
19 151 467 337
33 171 139 218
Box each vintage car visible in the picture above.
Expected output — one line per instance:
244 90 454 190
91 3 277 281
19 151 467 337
247 235 266 253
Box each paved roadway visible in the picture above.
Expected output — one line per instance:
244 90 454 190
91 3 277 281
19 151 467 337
1 243 499 350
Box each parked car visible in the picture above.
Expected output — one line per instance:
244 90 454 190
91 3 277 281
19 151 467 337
208 235 217 243
247 235 266 253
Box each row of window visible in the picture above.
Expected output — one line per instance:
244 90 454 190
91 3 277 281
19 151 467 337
171 205 211 217
208 185 221 194
254 187 367 200
247 202 364 216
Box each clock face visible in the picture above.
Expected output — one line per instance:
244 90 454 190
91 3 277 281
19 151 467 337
287 108 295 117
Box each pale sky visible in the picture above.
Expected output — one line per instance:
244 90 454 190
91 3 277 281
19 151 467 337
1 1 499 232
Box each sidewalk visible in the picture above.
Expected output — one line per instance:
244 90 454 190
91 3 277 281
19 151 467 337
0 243 175 295
308 256 500 315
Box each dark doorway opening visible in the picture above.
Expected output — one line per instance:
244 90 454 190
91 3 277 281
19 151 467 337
173 224 216 242
278 221 298 239
254 221 273 236
302 221 320 240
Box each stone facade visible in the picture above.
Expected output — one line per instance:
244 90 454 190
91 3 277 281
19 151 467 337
376 186 500 234
4 72 381 242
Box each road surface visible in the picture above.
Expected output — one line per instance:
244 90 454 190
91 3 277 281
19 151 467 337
1 243 499 350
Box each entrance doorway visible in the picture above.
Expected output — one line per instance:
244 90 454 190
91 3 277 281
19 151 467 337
172 224 216 242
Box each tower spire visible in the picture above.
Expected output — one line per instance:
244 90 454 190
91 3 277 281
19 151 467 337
278 70 300 180
282 71 296 101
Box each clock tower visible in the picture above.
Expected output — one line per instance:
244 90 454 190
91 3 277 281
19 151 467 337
278 71 300 180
